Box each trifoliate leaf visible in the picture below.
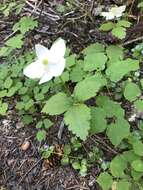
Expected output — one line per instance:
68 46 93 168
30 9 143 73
106 58 139 82
116 180 130 190
84 52 107 71
107 118 130 146
64 104 91 140
97 172 113 190
112 27 126 39
74 74 106 101
110 155 127 177
82 43 105 54
124 82 141 101
42 92 72 115
100 22 115 31
131 160 143 172
133 140 143 156
90 107 107 134
134 100 143 111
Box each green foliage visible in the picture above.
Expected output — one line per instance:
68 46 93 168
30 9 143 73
97 172 113 190
124 82 141 101
64 104 91 140
42 93 73 115
100 20 131 39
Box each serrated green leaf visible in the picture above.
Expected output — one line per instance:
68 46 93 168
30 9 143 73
131 159 143 172
43 119 53 129
4 77 13 89
64 104 91 140
5 34 23 49
133 140 143 156
106 45 124 62
124 82 141 101
0 102 8 115
36 130 46 141
107 118 130 146
74 74 106 101
106 58 139 82
112 27 126 39
110 155 127 177
90 107 107 134
134 100 143 111
84 52 107 71
82 43 105 54
70 62 84 82
117 20 131 28
100 22 115 31
42 92 72 115
97 172 113 190
116 180 130 190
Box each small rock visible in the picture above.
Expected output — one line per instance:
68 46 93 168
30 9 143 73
21 141 30 151
7 159 15 166
16 122 24 129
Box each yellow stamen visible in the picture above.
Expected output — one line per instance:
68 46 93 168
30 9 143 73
42 59 48 65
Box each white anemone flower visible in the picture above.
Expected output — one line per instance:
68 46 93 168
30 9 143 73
23 38 66 84
101 5 126 20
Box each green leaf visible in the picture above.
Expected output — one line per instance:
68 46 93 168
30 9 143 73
116 180 130 190
124 82 141 101
84 52 107 71
106 45 124 62
134 100 143 111
36 121 43 129
82 43 105 54
133 140 143 156
131 169 143 180
74 74 106 101
131 160 143 172
7 87 17 97
61 71 70 82
90 107 107 134
4 77 13 89
36 130 46 141
106 58 139 82
42 92 72 115
64 104 91 140
5 34 23 49
70 62 84 82
110 155 127 177
0 90 7 98
138 2 143 8
0 102 8 115
43 119 53 129
112 27 126 39
22 115 33 125
107 119 130 146
13 16 38 34
117 20 131 28
100 22 114 31
66 54 76 68
97 172 113 190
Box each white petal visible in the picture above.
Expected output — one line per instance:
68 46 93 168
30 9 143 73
118 5 126 13
35 44 50 59
23 61 44 79
101 12 114 20
39 73 53 84
50 38 66 59
49 58 65 77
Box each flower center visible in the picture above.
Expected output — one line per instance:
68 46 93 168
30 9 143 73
42 59 48 65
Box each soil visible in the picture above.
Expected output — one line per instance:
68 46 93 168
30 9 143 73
0 0 142 190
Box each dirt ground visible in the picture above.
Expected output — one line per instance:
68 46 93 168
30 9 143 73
0 0 142 189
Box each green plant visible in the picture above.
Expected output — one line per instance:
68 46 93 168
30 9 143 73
100 20 131 39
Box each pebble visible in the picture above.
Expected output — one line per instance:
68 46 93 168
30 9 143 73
21 141 30 151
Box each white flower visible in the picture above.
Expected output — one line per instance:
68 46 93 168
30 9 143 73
101 5 126 20
23 38 66 84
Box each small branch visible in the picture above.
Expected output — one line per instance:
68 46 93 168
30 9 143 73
122 36 143 46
